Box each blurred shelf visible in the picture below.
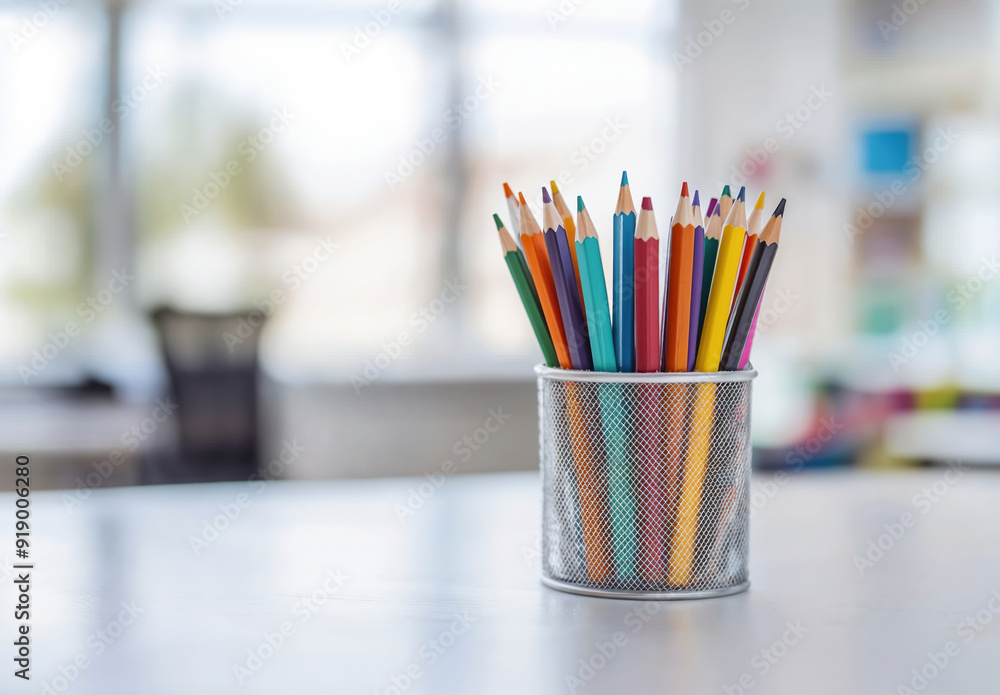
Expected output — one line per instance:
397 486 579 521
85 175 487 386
884 411 1000 465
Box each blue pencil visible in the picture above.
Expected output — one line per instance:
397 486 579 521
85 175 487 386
613 171 636 372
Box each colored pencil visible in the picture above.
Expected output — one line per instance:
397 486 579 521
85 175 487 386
695 186 746 372
576 197 616 372
494 214 558 367
635 197 660 373
738 293 763 369
731 191 765 313
671 187 746 587
576 197 631 580
598 383 635 577
550 180 585 311
503 182 522 239
633 195 664 581
717 184 733 224
613 172 636 373
688 191 706 372
519 192 572 369
663 183 694 372
721 199 784 370
543 187 592 370
697 196 724 345
746 191 766 237
565 381 613 583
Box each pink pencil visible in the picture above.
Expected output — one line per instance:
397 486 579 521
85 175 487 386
738 282 766 369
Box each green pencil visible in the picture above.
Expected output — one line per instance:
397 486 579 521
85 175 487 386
494 214 558 367
698 191 725 345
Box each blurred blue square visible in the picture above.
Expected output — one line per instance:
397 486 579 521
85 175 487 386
862 129 912 174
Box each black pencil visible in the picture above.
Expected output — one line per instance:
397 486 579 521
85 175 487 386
719 199 785 371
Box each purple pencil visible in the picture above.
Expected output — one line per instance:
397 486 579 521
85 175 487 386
542 187 593 370
688 191 706 371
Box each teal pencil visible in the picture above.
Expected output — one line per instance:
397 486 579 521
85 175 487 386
574 197 616 372
578 196 634 577
597 385 634 578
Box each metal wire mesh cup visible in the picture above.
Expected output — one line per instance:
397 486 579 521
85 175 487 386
535 365 757 600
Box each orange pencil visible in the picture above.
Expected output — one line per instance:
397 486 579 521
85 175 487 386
663 183 695 372
519 192 571 368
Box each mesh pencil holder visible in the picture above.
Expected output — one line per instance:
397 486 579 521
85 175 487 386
535 365 757 600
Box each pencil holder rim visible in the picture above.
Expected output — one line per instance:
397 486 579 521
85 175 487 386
533 364 758 384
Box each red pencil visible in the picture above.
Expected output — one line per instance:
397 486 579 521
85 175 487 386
634 197 660 372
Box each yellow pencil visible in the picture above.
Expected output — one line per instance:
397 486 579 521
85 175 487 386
670 186 747 587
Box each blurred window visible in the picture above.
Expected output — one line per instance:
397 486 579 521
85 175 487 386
0 0 676 386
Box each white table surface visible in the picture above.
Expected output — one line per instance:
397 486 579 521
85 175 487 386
5 468 1000 694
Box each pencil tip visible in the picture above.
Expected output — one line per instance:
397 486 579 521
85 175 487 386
541 187 551 204
713 201 722 216
577 195 585 212
773 198 786 216
680 181 689 197
550 180 560 195
503 182 513 198
707 198 717 216
722 185 731 197
492 213 503 230
737 186 746 202
641 196 653 211
754 191 766 209
518 191 526 205
692 190 700 207
620 171 629 186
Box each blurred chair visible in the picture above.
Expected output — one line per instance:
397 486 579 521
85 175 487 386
145 307 262 484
